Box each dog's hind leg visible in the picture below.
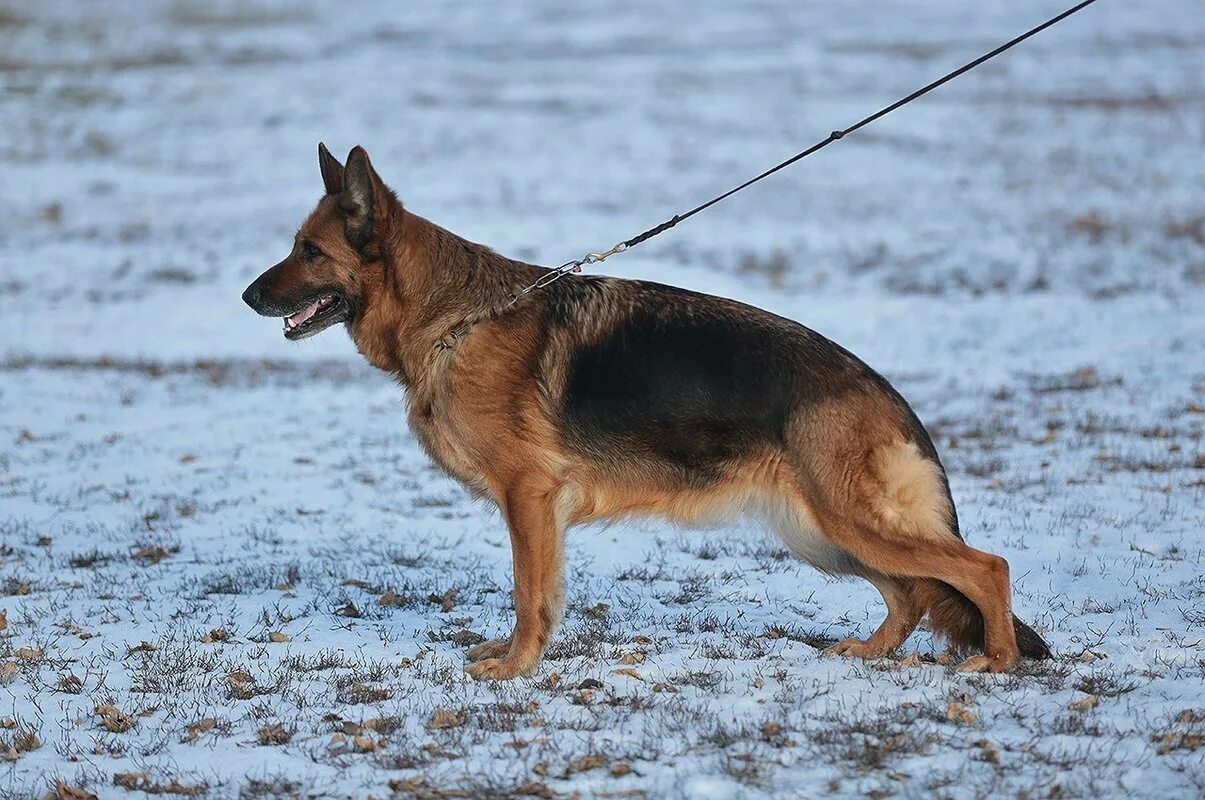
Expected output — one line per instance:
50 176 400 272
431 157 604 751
813 509 1020 672
782 428 1023 672
756 487 922 659
824 573 922 660
466 476 565 680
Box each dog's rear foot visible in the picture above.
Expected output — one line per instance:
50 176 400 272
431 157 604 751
823 638 891 660
466 639 510 661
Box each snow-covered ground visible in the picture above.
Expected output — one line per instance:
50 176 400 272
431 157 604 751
1 1 1202 797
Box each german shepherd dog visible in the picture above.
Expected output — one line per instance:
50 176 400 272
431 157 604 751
242 144 1050 679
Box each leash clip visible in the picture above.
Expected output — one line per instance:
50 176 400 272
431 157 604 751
582 242 628 264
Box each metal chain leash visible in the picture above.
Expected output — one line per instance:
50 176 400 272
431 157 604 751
437 243 630 348
437 0 1101 350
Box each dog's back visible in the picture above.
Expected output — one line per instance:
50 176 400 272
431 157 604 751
541 275 943 511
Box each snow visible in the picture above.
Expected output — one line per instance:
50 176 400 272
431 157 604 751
0 0 1202 797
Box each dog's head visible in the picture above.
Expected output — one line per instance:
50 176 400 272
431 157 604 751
241 143 398 341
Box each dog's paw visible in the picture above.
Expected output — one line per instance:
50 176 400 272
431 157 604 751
823 638 889 660
954 654 1017 673
465 657 531 681
466 639 510 662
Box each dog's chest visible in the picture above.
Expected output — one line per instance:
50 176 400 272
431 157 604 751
406 384 486 492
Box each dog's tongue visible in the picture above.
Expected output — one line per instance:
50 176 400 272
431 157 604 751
288 300 321 327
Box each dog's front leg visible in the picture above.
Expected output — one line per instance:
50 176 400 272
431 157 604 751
466 479 564 680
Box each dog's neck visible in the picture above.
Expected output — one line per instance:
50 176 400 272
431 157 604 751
349 211 540 387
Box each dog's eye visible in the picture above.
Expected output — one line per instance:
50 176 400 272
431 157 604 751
300 241 323 261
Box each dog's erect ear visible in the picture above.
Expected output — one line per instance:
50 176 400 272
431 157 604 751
340 146 381 252
317 142 344 195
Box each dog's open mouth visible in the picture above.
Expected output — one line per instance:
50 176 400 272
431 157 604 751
282 293 348 340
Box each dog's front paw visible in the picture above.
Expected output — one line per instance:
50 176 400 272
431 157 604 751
466 639 510 662
954 653 1017 673
823 638 889 660
465 657 533 681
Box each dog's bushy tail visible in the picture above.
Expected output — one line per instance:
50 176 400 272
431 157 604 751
1012 614 1053 660
908 579 1051 659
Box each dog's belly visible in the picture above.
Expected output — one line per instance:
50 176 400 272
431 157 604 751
568 476 866 578
745 491 867 577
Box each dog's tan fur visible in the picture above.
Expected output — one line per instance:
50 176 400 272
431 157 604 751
242 145 1050 679
870 441 958 543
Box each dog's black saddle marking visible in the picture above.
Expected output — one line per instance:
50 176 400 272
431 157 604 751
562 286 796 473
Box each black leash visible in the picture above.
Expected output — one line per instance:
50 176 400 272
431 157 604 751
439 0 1101 350
618 0 1101 253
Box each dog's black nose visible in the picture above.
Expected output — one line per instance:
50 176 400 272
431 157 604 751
242 282 262 310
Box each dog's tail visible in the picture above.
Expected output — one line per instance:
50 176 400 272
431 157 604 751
908 579 1051 659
